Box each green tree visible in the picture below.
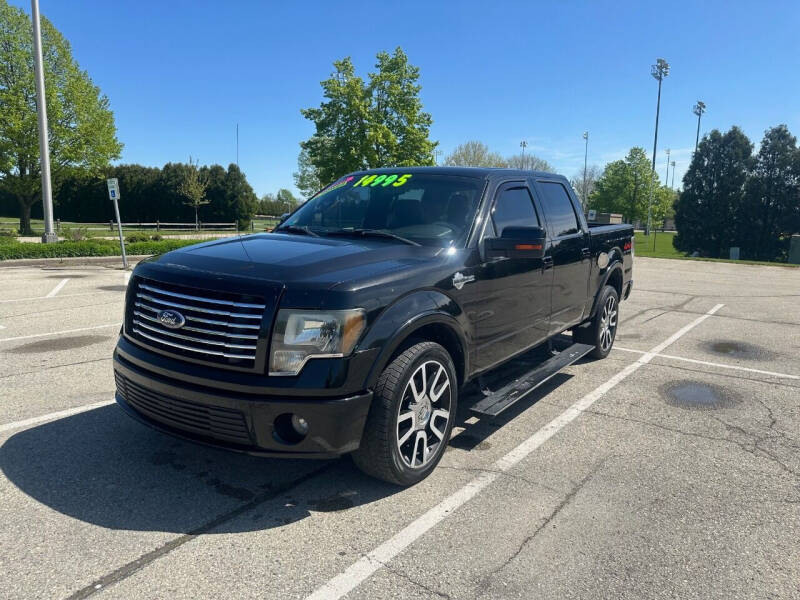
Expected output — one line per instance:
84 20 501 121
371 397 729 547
444 141 507 167
0 0 122 234
293 147 322 198
505 153 552 172
178 157 209 228
674 127 753 257
741 125 800 261
223 163 258 230
589 147 662 224
300 48 437 185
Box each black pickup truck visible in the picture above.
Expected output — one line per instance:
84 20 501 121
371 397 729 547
114 167 633 485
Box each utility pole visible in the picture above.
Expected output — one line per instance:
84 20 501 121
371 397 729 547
646 58 669 236
520 140 528 169
693 101 706 153
670 160 676 189
664 148 671 184
31 0 57 243
236 123 239 167
582 131 589 208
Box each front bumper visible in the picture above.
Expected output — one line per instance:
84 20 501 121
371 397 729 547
113 345 373 459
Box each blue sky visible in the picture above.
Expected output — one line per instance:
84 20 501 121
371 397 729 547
12 0 800 196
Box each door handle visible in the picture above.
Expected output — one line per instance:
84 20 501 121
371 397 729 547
581 247 591 258
542 256 553 271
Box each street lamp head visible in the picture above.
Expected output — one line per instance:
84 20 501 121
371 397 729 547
520 140 527 149
666 148 670 156
651 58 670 80
692 101 706 116
583 131 589 140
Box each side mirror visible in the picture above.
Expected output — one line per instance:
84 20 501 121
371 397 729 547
484 226 546 259
279 212 290 224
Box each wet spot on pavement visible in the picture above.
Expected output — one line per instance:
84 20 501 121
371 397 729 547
97 285 128 292
7 335 111 354
704 340 770 360
663 381 740 411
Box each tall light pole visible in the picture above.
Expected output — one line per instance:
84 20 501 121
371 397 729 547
520 140 528 168
693 101 706 152
646 58 669 236
670 160 676 189
664 148 670 184
31 0 57 243
582 131 589 208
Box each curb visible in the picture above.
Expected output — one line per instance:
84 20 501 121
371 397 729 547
0 255 150 269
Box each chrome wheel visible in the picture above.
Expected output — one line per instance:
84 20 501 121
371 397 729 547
396 360 452 468
599 294 618 352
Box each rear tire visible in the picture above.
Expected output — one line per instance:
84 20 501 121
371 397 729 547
352 341 457 486
573 285 619 359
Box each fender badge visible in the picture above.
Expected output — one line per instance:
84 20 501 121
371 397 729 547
452 272 475 290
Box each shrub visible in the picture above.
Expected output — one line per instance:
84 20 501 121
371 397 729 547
0 238 211 261
124 232 150 243
150 233 163 241
60 225 90 241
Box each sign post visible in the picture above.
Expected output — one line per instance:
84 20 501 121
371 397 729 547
107 178 128 269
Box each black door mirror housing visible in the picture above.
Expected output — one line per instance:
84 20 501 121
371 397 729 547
484 226 546 259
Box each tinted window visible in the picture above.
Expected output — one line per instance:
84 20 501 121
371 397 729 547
491 187 539 236
538 182 580 237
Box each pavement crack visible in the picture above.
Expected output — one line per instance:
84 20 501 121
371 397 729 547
379 561 452 599
582 408 800 479
478 456 612 589
63 463 334 600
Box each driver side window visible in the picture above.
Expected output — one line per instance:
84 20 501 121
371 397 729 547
490 186 540 237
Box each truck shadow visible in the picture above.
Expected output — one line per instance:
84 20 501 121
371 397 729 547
0 343 584 535
0 405 396 535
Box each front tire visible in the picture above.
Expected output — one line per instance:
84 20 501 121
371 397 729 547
352 341 457 486
573 285 619 359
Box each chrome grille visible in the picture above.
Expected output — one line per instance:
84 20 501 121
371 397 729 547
128 277 267 370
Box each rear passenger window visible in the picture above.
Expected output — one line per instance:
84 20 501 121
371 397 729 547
491 187 539 236
538 182 580 237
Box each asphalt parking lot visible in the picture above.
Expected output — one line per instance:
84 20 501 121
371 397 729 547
1 257 798 599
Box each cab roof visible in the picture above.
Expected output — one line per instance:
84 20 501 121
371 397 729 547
351 166 564 181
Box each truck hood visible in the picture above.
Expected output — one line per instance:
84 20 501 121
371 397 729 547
143 233 446 290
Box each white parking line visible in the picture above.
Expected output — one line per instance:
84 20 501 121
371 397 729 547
304 303 725 600
0 323 120 343
0 290 125 303
124 271 131 285
614 346 799 380
0 400 115 434
45 278 70 297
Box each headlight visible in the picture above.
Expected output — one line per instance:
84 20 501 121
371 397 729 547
269 309 366 375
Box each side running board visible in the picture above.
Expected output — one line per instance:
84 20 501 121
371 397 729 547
470 343 594 417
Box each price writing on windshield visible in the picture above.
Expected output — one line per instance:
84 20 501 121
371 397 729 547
352 174 412 188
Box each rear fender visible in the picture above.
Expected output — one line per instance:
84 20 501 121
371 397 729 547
590 255 624 318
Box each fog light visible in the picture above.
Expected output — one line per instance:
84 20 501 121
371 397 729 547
291 415 309 435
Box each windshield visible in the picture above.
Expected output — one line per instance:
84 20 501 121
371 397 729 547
280 172 484 248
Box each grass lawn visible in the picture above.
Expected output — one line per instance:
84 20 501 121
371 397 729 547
634 230 798 267
634 231 684 259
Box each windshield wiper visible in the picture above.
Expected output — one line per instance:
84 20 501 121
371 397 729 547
325 228 420 246
275 225 320 237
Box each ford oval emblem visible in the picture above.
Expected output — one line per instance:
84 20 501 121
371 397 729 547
157 309 185 329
